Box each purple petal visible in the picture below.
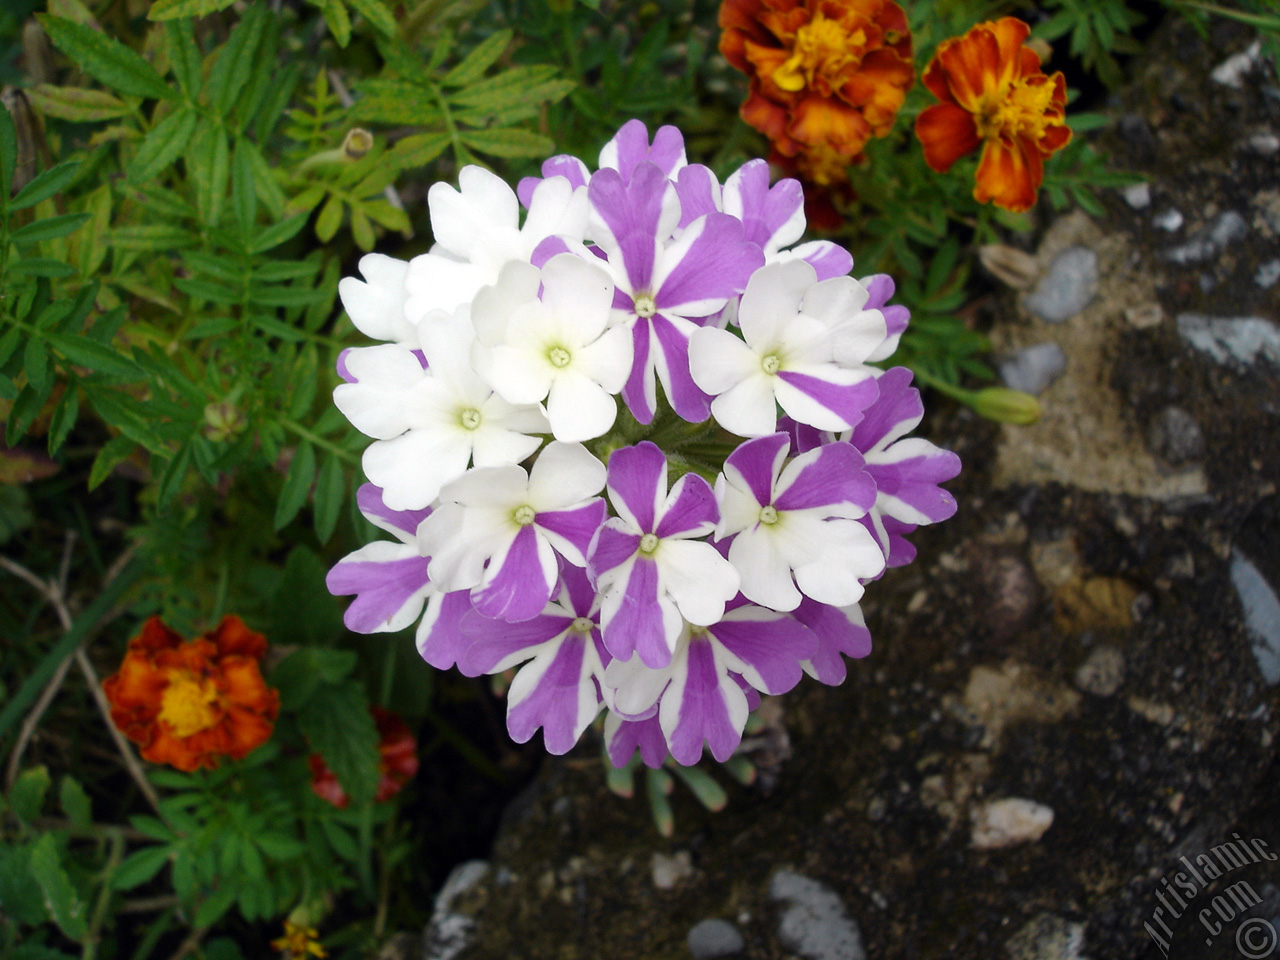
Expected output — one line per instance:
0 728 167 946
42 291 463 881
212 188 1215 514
774 442 876 513
621 318 656 424
710 608 814 694
849 367 921 453
792 597 872 685
881 515 918 567
723 433 790 506
457 609 573 675
728 161 804 250
654 472 718 538
862 273 896 309
663 636 744 765
601 557 669 667
531 235 573 268
590 523 642 579
356 483 432 540
779 416 826 455
416 590 475 669
507 634 597 754
654 214 763 316
518 155 591 206
615 231 660 294
336 348 356 383
606 441 666 533
776 370 879 431
471 525 557 622
589 164 672 280
801 241 854 280
326 553 431 634
651 312 712 422
537 499 607 565
869 450 961 523
602 120 685 181
607 714 669 769
675 164 721 229
559 564 599 619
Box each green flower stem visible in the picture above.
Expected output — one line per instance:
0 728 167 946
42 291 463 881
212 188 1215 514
279 417 359 464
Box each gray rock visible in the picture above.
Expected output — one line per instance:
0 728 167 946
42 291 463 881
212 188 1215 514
652 850 694 890
424 860 489 960
1152 208 1184 232
999 343 1067 395
1122 183 1151 209
1245 132 1280 154
1146 406 1205 464
1211 39 1262 88
1230 550 1280 686
1164 211 1247 263
687 919 746 958
1177 314 1280 366
1023 247 1098 323
770 870 865 960
1075 645 1125 696
1005 913 1089 960
1256 259 1280 288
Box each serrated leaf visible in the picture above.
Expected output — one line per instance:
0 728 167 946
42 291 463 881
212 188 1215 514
251 211 308 253
314 194 343 243
363 199 409 233
233 139 256 238
349 79 442 125
29 834 88 940
10 766 51 821
165 20 202 101
128 104 198 183
194 884 237 928
449 65 561 109
270 648 357 710
26 84 129 122
11 258 75 279
109 223 196 251
189 120 230 227
274 442 315 529
0 103 14 194
460 127 553 159
441 29 511 87
58 776 92 828
316 0 351 47
205 1 268 114
87 434 135 489
10 212 90 245
111 845 171 891
11 160 79 212
149 0 238 20
155 442 191 507
23 338 51 396
37 15 173 101
48 386 80 456
298 679 379 804
47 333 142 379
384 131 449 169
350 205 374 250
0 845 48 926
345 0 397 36
312 454 344 544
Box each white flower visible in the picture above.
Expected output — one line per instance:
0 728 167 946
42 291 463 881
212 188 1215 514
337 253 417 347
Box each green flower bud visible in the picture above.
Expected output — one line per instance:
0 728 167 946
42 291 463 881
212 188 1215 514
971 387 1041 425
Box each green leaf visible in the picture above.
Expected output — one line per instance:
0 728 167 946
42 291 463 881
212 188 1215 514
250 211 308 253
254 833 305 861
0 328 21 366
10 765 52 821
189 120 230 227
24 337 51 396
11 258 76 279
155 442 192 507
47 385 79 456
6 384 44 446
10 212 90 245
29 833 88 940
271 647 357 710
298 679 379 805
58 776 92 828
231 139 256 241
11 160 79 211
315 0 351 47
165 20 202 101
149 0 238 20
111 845 171 891
194 884 237 928
348 79 442 125
37 15 173 101
274 441 315 529
205 1 268 115
0 845 48 926
87 434 135 489
345 0 397 36
315 194 343 243
384 131 450 169
441 29 512 87
460 127 553 159
47 334 142 380
26 83 130 122
0 96 16 192
312 454 344 544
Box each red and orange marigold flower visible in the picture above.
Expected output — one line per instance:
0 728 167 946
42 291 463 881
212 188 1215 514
915 17 1071 213
103 615 279 772
719 0 914 182
309 706 418 808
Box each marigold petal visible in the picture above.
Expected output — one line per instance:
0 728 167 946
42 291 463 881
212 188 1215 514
934 24 1003 112
788 97 872 156
741 90 795 151
220 702 278 758
974 135 1042 212
207 615 268 661
915 103 981 172
989 17 1033 82
130 616 184 655
1039 121 1072 155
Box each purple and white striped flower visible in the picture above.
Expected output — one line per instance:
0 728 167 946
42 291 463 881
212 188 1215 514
418 442 606 622
688 260 881 437
715 433 883 611
457 566 611 755
589 442 739 669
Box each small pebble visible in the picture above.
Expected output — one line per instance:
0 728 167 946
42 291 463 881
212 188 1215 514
999 343 1067 395
1023 247 1098 323
687 919 746 959
971 798 1054 849
1210 210 1248 246
1211 40 1262 88
1125 303 1163 329
770 870 865 960
1246 132 1280 154
1005 913 1089 960
1074 645 1125 697
1256 259 1280 289
1230 549 1280 686
652 851 695 890
1177 314 1280 367
1123 183 1151 209
1165 211 1248 263
1146 406 1205 464
1152 208 1184 232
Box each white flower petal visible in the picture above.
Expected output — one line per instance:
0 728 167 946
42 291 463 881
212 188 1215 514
471 260 542 346
403 252 488 323
574 325 634 393
657 539 739 625
429 166 519 260
541 254 614 342
688 326 759 395
710 374 779 437
363 428 473 510
527 441 606 509
484 343 556 405
729 525 801 611
736 260 815 348
339 253 412 344
546 371 619 442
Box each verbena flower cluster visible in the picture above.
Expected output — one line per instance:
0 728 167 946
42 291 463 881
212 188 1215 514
325 120 960 768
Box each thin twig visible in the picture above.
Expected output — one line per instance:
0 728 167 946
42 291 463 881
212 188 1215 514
164 926 207 960
6 655 75 789
119 894 180 914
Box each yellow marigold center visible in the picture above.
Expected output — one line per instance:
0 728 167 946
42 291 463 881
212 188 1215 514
773 13 867 92
158 671 223 738
975 77 1058 143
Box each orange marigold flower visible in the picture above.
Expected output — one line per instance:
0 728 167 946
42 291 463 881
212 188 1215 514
309 706 418 808
102 615 279 772
719 0 914 168
271 921 327 959
915 17 1072 213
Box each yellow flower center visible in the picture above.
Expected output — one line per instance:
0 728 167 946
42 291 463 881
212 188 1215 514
158 671 222 738
975 77 1058 143
773 13 867 92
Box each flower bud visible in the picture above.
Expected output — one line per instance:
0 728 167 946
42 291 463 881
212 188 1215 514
342 127 373 161
203 400 246 442
971 387 1042 425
